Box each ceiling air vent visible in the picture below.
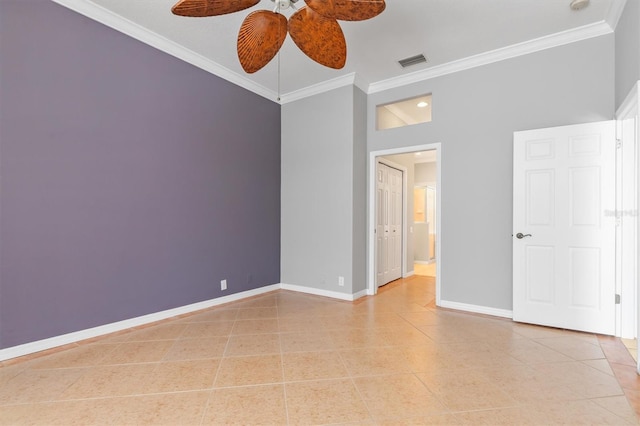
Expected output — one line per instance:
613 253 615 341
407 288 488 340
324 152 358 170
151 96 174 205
398 54 428 68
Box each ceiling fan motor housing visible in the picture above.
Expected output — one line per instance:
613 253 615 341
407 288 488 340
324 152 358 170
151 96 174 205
272 0 298 10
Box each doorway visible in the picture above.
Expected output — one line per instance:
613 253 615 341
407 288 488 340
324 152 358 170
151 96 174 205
368 143 442 304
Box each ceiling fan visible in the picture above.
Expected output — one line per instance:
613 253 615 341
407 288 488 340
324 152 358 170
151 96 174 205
171 0 386 73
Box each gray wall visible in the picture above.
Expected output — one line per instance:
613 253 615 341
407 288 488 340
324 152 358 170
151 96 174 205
281 85 366 295
352 87 368 293
0 0 281 348
369 35 615 311
615 0 640 109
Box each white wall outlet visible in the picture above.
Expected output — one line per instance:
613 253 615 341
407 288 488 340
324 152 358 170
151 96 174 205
221 279 227 291
338 276 344 286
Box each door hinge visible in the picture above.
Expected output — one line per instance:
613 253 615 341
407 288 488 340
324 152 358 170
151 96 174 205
615 294 621 304
616 138 622 149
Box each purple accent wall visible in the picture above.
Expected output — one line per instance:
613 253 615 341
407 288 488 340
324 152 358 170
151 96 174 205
0 0 281 348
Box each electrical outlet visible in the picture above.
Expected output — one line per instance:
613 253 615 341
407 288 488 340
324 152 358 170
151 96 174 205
338 276 344 287
221 279 227 291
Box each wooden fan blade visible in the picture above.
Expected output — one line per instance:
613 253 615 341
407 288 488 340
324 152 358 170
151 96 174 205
305 0 385 21
237 11 288 73
171 0 259 17
289 7 346 69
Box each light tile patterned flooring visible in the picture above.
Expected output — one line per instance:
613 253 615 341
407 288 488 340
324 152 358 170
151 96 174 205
1 275 640 425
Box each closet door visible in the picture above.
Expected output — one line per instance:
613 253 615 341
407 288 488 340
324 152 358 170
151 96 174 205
376 162 403 287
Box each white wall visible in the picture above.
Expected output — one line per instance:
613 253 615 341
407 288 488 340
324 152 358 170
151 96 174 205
368 35 615 311
281 85 366 295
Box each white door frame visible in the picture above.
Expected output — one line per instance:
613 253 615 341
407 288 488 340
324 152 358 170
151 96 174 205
368 143 442 305
615 82 639 343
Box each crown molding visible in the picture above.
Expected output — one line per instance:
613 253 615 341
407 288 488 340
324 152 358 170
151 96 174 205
52 0 617 103
51 0 278 102
278 73 359 104
367 21 613 94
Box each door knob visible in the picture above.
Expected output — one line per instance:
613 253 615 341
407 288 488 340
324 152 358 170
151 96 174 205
516 233 532 239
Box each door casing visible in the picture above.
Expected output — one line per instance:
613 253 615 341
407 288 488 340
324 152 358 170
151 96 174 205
367 143 442 302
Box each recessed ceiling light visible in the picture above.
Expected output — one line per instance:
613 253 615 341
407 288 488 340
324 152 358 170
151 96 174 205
417 101 429 108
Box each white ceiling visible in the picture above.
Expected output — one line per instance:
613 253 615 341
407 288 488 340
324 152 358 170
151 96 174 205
55 0 624 103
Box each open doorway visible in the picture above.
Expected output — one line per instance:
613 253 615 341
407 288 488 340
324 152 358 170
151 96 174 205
368 143 441 306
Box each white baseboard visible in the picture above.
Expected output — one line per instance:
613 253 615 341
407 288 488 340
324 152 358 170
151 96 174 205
438 299 513 319
279 283 358 301
4 284 512 362
0 284 280 362
403 271 415 278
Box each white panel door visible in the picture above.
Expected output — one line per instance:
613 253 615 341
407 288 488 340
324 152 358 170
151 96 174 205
513 121 616 335
376 162 403 287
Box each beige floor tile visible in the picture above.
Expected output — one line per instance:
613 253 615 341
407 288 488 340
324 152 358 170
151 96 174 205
182 308 238 323
329 328 382 349
285 379 371 425
163 336 228 361
533 361 625 398
280 331 336 353
340 347 413 376
214 354 282 387
540 399 637 425
534 335 606 360
231 318 279 335
123 323 187 341
112 391 210 425
59 363 157 399
582 358 616 376
377 414 463 426
0 397 118 425
97 340 173 365
373 327 434 347
282 351 349 381
236 295 278 308
507 339 575 364
354 374 448 421
29 343 119 369
452 406 550 426
397 310 441 326
145 358 220 392
180 321 234 338
203 384 287 425
236 306 278 320
512 323 578 339
277 316 326 332
2 277 639 425
0 368 87 405
592 395 640 424
400 345 453 373
416 370 519 411
224 333 280 356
